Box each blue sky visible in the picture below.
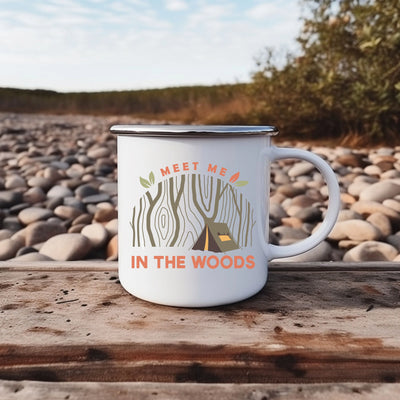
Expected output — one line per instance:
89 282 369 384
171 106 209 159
0 0 302 92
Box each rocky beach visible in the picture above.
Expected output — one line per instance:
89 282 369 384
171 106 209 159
0 113 400 263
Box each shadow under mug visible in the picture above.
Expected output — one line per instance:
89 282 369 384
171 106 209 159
111 125 340 307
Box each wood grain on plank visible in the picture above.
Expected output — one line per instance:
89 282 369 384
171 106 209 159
1 381 400 400
0 263 399 383
1 260 399 272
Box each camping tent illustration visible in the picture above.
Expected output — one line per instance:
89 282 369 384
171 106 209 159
192 222 239 252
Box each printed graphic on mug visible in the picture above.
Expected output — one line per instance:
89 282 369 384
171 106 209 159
131 163 255 253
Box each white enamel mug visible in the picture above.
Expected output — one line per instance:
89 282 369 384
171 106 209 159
111 125 340 307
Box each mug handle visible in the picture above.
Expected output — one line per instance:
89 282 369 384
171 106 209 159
261 146 341 261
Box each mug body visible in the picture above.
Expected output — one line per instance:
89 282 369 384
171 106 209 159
115 126 277 307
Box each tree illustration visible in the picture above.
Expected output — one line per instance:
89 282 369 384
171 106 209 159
130 174 255 250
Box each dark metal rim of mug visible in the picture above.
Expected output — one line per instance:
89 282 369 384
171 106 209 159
110 124 279 137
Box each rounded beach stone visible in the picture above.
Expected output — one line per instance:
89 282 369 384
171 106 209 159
272 226 308 245
66 164 85 179
343 241 398 262
364 165 381 176
340 193 356 205
81 193 111 204
43 166 63 182
63 197 85 211
348 181 370 197
15 246 37 257
5 175 26 189
96 165 114 176
354 175 379 184
269 203 288 220
338 240 362 250
270 193 286 204
54 205 84 220
272 171 290 185
81 223 108 248
0 237 24 260
39 233 92 261
294 207 322 223
281 217 304 229
46 197 64 210
75 184 99 199
11 252 54 262
27 176 53 190
381 170 400 179
0 229 13 241
10 203 30 215
286 205 302 217
107 235 118 260
94 207 118 223
72 213 93 226
18 207 53 225
359 181 400 202
328 219 381 241
351 201 400 221
290 194 316 208
23 187 46 203
50 161 69 170
0 191 23 208
276 183 306 198
47 185 74 198
376 148 394 156
269 203 288 221
99 182 118 196
288 161 315 178
366 212 392 237
25 221 67 246
105 219 118 237
337 209 363 222
387 235 400 252
88 146 111 159
376 161 395 172
62 155 79 165
336 153 366 168
11 227 27 242
95 201 115 210
2 216 23 232
383 199 400 213
68 224 85 233
77 155 92 166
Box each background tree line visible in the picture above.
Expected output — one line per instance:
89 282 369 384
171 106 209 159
0 85 251 126
1 0 398 144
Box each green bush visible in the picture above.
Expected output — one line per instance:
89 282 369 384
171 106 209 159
251 0 400 143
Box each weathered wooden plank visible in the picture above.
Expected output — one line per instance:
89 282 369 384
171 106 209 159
0 265 399 383
1 380 400 400
0 260 118 272
1 260 399 272
271 261 400 272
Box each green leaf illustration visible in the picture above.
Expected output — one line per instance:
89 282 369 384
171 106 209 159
235 181 248 187
149 171 155 185
140 177 151 188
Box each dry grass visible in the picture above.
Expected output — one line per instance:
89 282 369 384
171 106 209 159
132 94 254 125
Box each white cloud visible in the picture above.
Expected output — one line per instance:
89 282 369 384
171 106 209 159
0 0 302 91
245 2 280 20
164 0 188 11
185 2 234 32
